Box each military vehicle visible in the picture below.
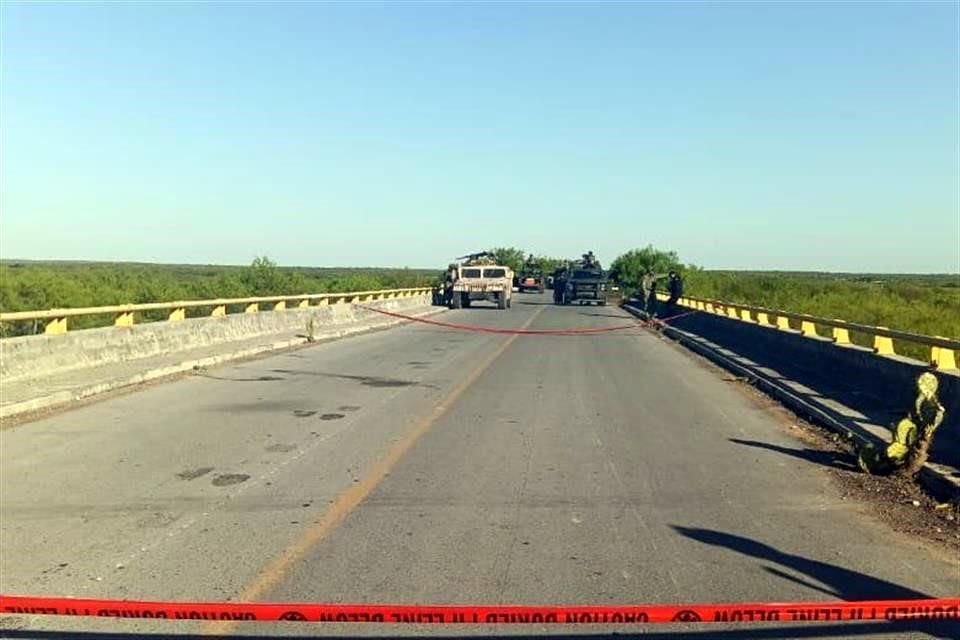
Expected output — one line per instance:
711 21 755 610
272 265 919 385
556 251 608 306
517 256 545 293
449 251 514 310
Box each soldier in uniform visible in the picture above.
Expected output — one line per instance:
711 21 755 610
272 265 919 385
553 267 567 304
640 270 655 312
443 263 458 307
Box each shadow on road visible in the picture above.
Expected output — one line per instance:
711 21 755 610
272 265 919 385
514 300 558 306
728 438 858 471
672 526 930 601
578 312 630 320
4 623 957 639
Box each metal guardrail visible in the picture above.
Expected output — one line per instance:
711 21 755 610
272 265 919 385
0 288 433 336
654 293 959 371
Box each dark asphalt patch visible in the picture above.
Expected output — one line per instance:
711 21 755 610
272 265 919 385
211 473 250 487
200 374 286 382
265 443 297 453
176 467 214 481
406 361 431 365
337 405 361 412
292 410 317 418
270 369 418 388
319 413 345 421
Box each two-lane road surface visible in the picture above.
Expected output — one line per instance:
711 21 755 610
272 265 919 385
1 293 957 637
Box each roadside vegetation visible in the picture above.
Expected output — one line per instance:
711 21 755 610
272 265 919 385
2 251 956 343
0 258 433 336
607 245 960 346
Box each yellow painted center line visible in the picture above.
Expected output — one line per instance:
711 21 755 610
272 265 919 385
210 305 545 632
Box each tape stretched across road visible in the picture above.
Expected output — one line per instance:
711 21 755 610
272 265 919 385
2 595 957 625
357 305 646 336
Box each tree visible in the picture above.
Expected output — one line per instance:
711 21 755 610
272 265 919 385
609 246 683 291
491 247 527 273
243 256 285 296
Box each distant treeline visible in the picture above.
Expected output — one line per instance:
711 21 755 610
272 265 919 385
2 254 957 344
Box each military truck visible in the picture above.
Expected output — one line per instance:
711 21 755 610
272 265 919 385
517 257 545 293
450 251 514 310
556 251 608 306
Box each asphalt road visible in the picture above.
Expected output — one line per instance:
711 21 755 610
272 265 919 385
1 292 957 639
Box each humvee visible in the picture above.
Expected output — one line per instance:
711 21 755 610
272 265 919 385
450 252 514 310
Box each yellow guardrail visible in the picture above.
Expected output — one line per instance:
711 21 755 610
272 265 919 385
0 287 433 336
655 293 959 371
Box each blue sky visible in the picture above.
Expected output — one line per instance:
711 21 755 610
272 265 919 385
1 1 957 272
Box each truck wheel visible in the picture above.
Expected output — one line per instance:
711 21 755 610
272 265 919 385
498 295 507 310
463 295 471 308
451 293 461 309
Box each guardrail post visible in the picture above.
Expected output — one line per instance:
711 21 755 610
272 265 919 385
800 320 820 338
44 316 68 335
740 309 754 323
298 299 309 309
114 311 134 328
273 301 286 312
211 305 226 317
245 303 259 314
776 316 793 332
705 303 715 314
931 340 957 370
832 324 851 345
168 307 185 322
873 328 895 356
757 312 772 326
726 306 739 320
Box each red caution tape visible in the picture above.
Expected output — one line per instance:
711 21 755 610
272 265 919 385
358 305 643 336
2 595 957 624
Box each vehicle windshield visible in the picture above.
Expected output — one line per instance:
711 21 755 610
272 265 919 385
573 270 600 279
2 2 957 638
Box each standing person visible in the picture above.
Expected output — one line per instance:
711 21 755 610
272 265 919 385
667 271 683 305
553 267 567 304
640 270 655 311
443 263 458 306
645 272 659 316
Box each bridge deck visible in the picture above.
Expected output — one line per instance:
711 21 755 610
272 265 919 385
1 293 956 638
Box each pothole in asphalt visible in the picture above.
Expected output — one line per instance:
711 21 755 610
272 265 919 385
176 467 214 481
319 413 345 421
292 410 317 418
211 474 250 486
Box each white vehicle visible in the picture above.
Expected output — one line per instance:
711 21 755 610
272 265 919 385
450 253 514 310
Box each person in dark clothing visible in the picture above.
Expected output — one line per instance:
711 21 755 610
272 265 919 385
667 271 683 305
642 272 658 316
